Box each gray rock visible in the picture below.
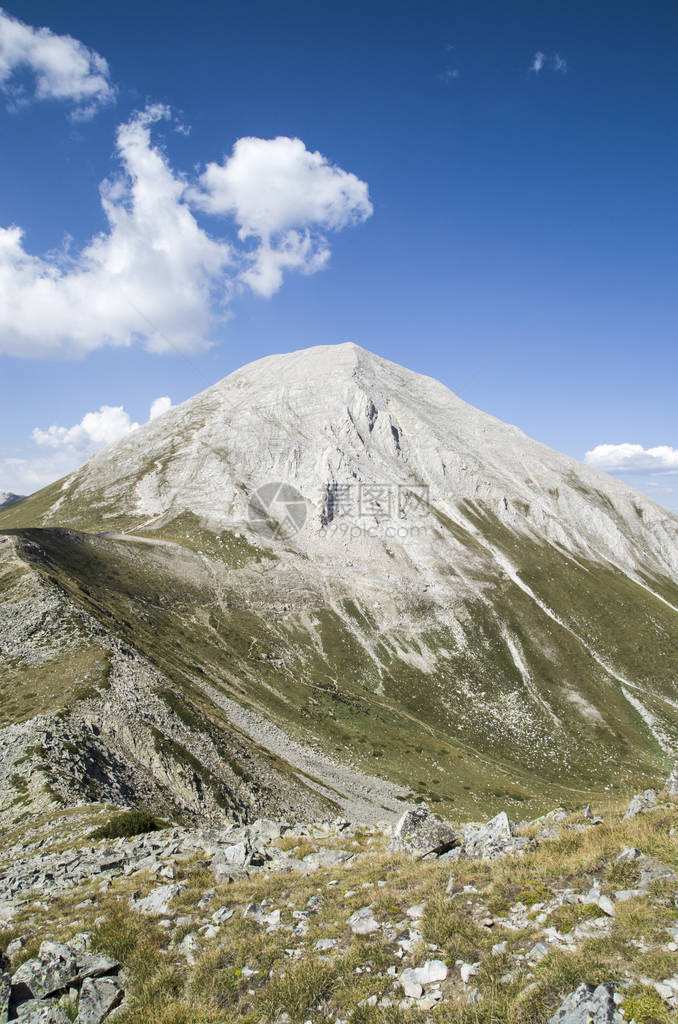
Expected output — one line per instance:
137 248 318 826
637 856 676 890
548 983 622 1023
623 790 657 820
1 952 9 1024
131 883 184 915
665 768 678 798
15 1000 72 1023
616 847 642 863
414 960 447 986
462 812 527 860
347 906 380 935
302 849 352 869
388 807 459 857
76 976 123 1024
210 855 250 884
75 955 119 982
399 968 423 999
460 963 478 985
12 943 78 1000
217 842 252 867
177 933 199 966
5 938 24 959
251 819 286 842
211 906 235 925
242 903 280 929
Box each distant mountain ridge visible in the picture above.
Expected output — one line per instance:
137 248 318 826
0 491 25 510
0 343 676 827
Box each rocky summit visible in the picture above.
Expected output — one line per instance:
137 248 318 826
0 344 677 1023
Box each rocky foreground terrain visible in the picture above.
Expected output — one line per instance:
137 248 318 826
0 772 676 1024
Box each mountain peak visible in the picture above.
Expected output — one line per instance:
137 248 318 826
1 342 677 820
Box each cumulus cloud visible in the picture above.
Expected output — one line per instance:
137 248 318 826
32 404 141 451
0 105 232 358
585 443 678 473
530 51 567 74
0 7 114 117
0 110 372 357
0 395 174 495
190 135 373 297
149 396 173 420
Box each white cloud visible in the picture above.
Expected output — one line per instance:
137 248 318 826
0 105 232 358
439 66 460 83
0 110 372 357
149 396 173 420
585 443 678 472
530 51 546 73
32 404 140 451
0 453 80 495
0 395 174 495
0 7 114 117
530 51 568 74
190 135 373 297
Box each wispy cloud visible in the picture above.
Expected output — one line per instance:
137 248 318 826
530 51 546 73
439 66 460 84
529 51 568 74
585 443 678 473
0 7 115 118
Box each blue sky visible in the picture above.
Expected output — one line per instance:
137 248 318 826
0 0 676 509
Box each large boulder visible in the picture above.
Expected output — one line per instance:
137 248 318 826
462 812 530 860
388 807 459 857
548 983 621 1023
75 976 123 1024
11 942 78 1000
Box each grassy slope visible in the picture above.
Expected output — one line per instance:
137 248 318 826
3 511 674 819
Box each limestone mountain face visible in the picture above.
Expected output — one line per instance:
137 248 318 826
1 343 677 823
